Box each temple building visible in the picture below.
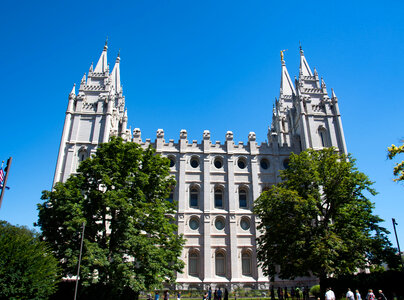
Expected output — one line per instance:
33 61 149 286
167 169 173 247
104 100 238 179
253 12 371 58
53 41 347 290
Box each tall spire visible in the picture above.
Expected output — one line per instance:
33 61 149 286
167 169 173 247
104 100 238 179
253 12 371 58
280 50 296 97
110 52 121 94
299 46 313 77
70 83 76 96
94 38 108 73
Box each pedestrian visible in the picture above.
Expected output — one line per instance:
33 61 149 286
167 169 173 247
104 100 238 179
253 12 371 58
204 292 208 300
278 287 282 300
291 287 295 299
224 288 229 300
209 287 212 300
177 291 181 300
296 288 300 300
347 289 355 300
271 286 275 300
164 290 170 300
217 287 223 300
325 288 336 300
366 290 375 300
284 287 288 300
377 290 387 300
214 289 218 300
155 292 160 300
355 290 362 300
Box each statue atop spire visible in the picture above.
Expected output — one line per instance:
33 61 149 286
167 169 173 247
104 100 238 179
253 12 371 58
280 49 287 62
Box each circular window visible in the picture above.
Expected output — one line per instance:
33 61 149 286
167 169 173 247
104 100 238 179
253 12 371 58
215 218 225 230
190 157 199 168
260 159 269 170
169 157 175 167
240 218 250 231
238 158 247 169
283 159 289 169
214 157 223 169
189 217 199 230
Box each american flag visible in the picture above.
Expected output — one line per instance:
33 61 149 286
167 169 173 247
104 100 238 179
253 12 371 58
0 168 4 185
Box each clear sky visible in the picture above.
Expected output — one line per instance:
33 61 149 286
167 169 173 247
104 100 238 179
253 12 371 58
1 0 404 248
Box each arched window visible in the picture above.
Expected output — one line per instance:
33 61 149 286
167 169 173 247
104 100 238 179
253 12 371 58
242 252 252 275
166 188 174 203
318 126 329 147
189 251 199 275
78 146 88 163
215 252 226 276
239 188 247 208
190 187 199 208
214 188 223 208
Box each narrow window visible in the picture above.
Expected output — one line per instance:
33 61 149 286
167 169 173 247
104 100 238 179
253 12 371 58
319 127 329 147
190 188 199 208
214 189 223 208
242 252 251 275
166 189 174 203
189 252 199 275
239 188 247 208
215 252 225 276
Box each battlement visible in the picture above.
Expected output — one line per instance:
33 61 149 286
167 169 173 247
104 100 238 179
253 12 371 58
132 128 292 155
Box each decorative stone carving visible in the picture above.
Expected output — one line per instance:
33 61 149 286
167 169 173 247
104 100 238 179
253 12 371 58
248 131 256 141
203 130 210 140
180 129 187 139
226 131 233 141
156 128 164 138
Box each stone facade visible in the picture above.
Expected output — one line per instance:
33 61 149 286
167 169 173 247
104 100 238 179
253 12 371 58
53 42 347 290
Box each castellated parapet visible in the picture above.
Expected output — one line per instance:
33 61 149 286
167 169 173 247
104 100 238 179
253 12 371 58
53 42 346 290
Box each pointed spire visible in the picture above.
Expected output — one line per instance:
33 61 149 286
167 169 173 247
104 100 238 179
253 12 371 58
280 59 296 97
81 73 86 84
69 84 76 98
89 62 93 73
331 88 337 99
110 52 121 94
321 77 326 88
94 39 108 73
299 46 313 77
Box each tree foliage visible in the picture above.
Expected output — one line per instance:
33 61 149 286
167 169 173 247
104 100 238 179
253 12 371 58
37 137 184 297
254 148 398 281
0 220 60 299
387 142 404 182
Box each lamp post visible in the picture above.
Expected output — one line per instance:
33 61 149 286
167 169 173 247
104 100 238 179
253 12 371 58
392 218 404 272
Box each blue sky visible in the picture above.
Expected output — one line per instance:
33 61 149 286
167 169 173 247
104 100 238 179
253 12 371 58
1 0 404 247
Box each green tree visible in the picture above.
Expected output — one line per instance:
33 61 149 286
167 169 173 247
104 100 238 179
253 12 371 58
387 142 404 182
254 148 398 285
0 221 60 300
37 137 184 299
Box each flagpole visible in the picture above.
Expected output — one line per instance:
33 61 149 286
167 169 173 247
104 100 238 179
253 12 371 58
0 157 12 209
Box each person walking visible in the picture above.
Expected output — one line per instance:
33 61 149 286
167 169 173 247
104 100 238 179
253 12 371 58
325 288 336 300
217 288 223 300
224 288 229 300
164 290 170 300
366 289 375 300
177 291 181 300
347 289 355 300
284 287 288 300
377 290 387 300
208 287 212 300
355 290 362 300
